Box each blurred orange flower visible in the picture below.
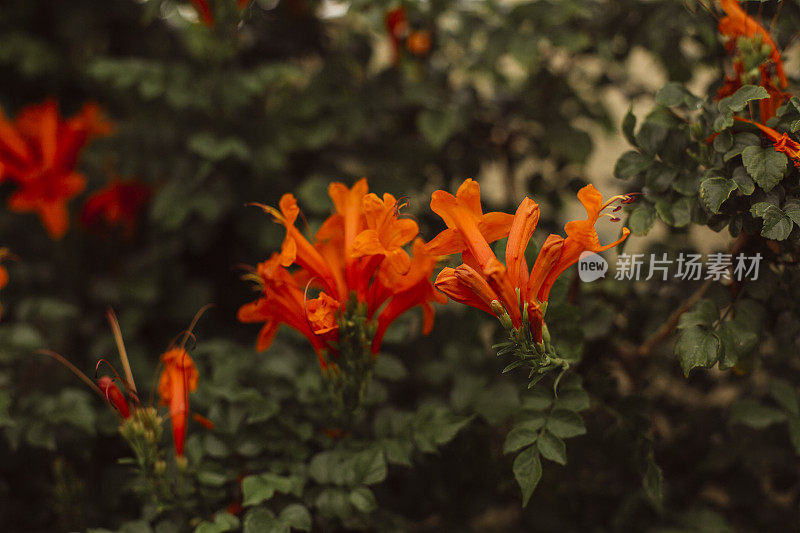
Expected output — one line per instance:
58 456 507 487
0 100 112 239
190 0 252 28
81 178 151 236
406 30 431 57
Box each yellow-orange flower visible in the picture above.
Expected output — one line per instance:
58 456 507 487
431 181 630 343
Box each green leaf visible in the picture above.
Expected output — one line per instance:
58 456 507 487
656 82 688 107
759 204 793 240
553 388 590 412
537 431 567 465
783 199 800 226
242 474 304 506
348 487 377 514
627 204 657 235
730 399 787 429
546 409 586 439
622 105 637 146
243 508 279 533
278 504 312 531
352 447 387 485
677 300 718 329
315 489 353 520
418 108 460 149
741 145 787 192
675 326 720 376
717 322 758 370
642 454 664 512
724 132 760 161
770 379 800 415
731 166 755 195
645 165 678 193
715 85 769 131
194 512 240 533
699 177 736 213
504 422 542 454
614 151 652 180
719 85 769 113
712 130 733 153
788 416 800 454
513 446 542 507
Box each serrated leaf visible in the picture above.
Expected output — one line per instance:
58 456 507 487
675 326 720 376
730 399 787 429
759 204 793 240
699 177 737 213
537 431 567 465
741 145 787 192
513 446 542 507
719 85 769 113
784 199 800 226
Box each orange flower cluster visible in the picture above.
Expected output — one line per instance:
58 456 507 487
0 100 112 239
430 180 630 344
238 179 445 370
716 0 789 122
81 178 151 236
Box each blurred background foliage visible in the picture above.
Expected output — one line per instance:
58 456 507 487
1 0 799 531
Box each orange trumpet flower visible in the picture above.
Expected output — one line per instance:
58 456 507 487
158 348 198 458
431 181 631 345
239 179 444 377
0 100 112 239
734 116 800 166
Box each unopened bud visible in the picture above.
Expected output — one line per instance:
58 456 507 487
541 323 551 344
490 300 513 330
